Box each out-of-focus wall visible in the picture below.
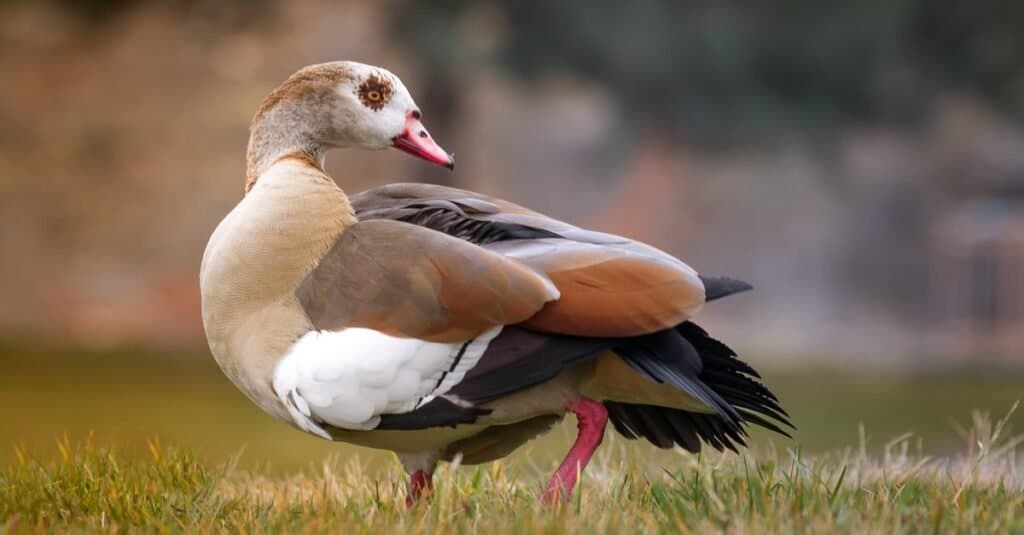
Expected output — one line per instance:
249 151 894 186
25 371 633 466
1 1 1023 362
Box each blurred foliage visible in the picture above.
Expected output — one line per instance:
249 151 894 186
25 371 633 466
3 0 275 28
23 0 1024 143
394 0 1024 144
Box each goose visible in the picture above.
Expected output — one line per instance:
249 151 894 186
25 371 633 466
200 61 792 505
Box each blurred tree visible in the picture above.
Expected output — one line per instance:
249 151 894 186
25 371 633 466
392 1 1024 145
389 0 1024 316
29 0 1024 145
389 1 477 186
912 0 1024 116
7 0 275 30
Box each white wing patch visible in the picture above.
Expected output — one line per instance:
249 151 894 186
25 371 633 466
272 326 502 437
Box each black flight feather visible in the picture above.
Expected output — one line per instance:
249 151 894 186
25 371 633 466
605 321 793 451
375 397 490 430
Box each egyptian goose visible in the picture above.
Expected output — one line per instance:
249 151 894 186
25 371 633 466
201 61 791 505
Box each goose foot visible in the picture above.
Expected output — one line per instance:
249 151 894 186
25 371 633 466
404 470 433 508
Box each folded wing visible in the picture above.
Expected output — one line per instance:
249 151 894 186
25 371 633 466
351 183 707 337
276 218 561 433
279 184 725 434
296 218 559 343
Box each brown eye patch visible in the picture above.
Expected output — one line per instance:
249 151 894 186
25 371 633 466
356 74 394 111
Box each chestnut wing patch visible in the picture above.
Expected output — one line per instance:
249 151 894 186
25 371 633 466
352 183 707 337
296 219 558 343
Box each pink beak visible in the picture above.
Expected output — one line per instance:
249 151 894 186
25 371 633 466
391 111 455 170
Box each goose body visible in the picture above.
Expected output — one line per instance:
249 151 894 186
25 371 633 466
201 61 791 504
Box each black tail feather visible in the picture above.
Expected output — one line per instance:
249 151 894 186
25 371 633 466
665 411 703 452
606 403 639 439
699 276 753 302
738 410 792 439
606 321 793 452
615 330 742 425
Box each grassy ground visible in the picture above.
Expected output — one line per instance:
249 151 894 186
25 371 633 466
1 340 1023 532
2 418 1021 533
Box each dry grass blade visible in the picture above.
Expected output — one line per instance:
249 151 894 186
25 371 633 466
1 416 1022 534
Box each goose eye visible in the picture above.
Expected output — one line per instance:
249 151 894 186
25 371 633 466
357 74 394 111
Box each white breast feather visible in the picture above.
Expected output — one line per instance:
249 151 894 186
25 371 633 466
272 326 502 437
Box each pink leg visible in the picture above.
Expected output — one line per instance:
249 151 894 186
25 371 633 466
542 396 608 504
405 470 433 508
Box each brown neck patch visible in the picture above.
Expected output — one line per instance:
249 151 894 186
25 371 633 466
253 64 352 124
246 63 354 191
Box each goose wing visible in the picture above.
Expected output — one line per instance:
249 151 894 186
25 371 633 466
296 218 558 343
351 183 711 337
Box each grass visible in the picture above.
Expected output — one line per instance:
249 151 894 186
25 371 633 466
1 407 1021 533
1 340 1023 532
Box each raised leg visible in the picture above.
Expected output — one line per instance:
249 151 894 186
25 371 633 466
542 396 608 504
398 452 438 508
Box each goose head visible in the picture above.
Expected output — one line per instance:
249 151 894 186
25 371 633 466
246 61 453 189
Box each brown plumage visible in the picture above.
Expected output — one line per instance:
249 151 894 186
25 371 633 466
351 183 706 337
200 61 791 508
296 219 558 343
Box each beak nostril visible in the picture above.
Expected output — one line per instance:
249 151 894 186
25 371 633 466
393 117 450 169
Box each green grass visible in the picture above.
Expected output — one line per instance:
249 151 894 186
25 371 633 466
2 413 1021 533
1 340 1023 532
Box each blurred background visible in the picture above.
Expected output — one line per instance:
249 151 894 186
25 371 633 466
1 0 1021 471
